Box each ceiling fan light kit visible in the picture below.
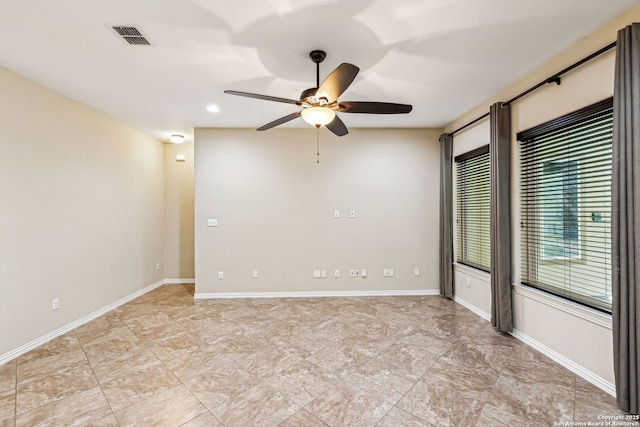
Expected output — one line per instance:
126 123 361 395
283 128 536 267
301 106 335 127
224 50 413 137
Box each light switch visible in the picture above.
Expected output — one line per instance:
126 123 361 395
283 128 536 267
207 218 218 227
252 270 258 279
175 154 186 162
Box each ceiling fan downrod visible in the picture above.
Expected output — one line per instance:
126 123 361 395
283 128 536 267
309 50 326 89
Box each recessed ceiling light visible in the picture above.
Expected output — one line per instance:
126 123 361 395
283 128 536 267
206 104 220 113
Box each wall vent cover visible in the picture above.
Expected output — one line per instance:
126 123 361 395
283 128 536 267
112 26 151 45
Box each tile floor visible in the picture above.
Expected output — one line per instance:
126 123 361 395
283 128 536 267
0 284 631 426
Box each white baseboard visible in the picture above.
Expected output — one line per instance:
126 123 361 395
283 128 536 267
195 289 439 299
510 328 616 397
164 278 195 284
454 296 491 321
0 278 190 366
451 295 616 398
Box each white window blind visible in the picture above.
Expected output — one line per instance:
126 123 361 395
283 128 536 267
518 98 613 312
456 145 490 272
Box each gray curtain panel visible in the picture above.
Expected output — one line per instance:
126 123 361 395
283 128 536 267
490 102 513 333
439 133 454 299
612 22 640 415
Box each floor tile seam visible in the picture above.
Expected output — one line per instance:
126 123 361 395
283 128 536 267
109 382 202 424
14 383 104 419
14 353 100 416
16 361 98 402
467 360 518 427
12 360 17 426
399 370 493 427
93 381 121 425
371 404 432 427
178 380 226 426
211 381 303 424
15 347 89 383
388 353 445 426
468 386 499 427
308 356 405 409
572 375 578 421
138 333 204 386
180 362 262 408
279 408 330 427
91 319 181 390
441 345 506 379
72 330 120 424
369 399 397 427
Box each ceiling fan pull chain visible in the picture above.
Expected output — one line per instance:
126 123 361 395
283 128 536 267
316 125 320 163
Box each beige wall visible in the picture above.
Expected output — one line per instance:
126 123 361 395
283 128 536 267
446 5 640 392
164 142 195 279
0 66 165 357
194 127 441 295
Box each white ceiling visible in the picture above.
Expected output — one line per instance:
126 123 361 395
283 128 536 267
1 0 637 143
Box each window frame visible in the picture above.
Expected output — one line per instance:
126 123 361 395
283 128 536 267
517 97 613 313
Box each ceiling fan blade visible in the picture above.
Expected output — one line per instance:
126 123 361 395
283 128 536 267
224 90 301 105
256 111 302 131
339 101 413 114
317 63 359 102
325 115 349 137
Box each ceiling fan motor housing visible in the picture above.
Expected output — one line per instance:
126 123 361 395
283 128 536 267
300 87 318 101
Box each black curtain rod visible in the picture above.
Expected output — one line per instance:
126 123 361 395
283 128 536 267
448 41 617 137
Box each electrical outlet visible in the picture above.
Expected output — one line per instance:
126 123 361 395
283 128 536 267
354 269 361 277
252 270 258 279
414 267 420 276
466 277 471 288
52 298 59 311
334 269 340 278
218 271 224 280
334 210 340 218
156 261 160 271
349 269 356 277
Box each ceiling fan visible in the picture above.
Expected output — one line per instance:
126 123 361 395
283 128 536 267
224 50 412 137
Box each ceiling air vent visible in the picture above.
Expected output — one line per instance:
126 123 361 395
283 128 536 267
112 26 151 45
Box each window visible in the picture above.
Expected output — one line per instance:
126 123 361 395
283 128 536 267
540 159 580 260
519 98 613 312
455 145 490 272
